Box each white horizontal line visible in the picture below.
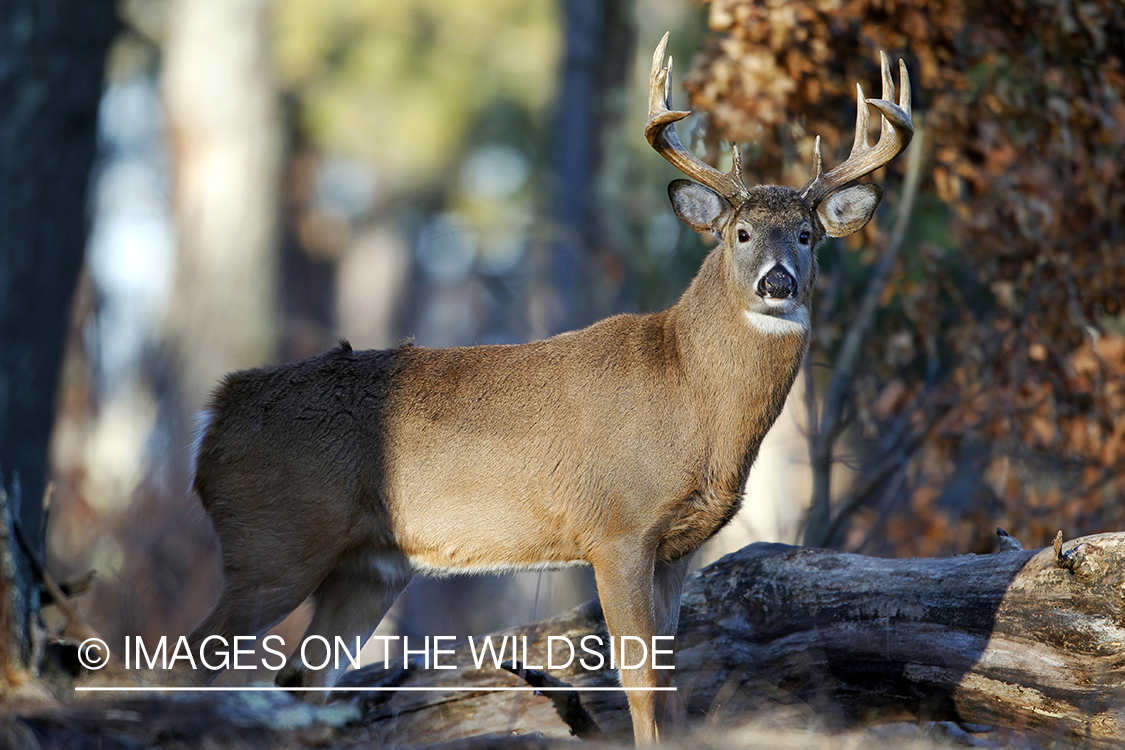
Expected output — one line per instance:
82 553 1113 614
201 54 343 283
74 686 676 693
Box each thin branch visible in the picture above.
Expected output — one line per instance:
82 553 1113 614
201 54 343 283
502 660 605 740
803 119 927 547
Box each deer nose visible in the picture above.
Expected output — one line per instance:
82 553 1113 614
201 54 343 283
757 265 797 300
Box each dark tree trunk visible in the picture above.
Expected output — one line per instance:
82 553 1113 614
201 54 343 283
0 0 116 672
541 0 635 335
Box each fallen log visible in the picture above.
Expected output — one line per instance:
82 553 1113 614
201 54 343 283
6 530 1124 748
341 529 1125 747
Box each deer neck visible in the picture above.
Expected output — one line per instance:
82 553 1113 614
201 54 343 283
668 245 811 497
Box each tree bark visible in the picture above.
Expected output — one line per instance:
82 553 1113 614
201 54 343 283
8 532 1125 748
0 0 116 677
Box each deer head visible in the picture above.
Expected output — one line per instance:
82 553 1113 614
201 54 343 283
646 33 912 330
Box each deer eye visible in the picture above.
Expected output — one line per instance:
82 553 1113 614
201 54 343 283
798 231 811 245
737 229 750 243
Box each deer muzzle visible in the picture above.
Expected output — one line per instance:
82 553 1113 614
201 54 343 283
757 265 797 300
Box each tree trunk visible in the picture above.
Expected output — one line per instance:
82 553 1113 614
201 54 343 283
161 0 283 415
533 0 634 337
0 0 116 678
9 531 1125 747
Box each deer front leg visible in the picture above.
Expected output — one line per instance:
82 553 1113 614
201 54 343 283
592 543 660 745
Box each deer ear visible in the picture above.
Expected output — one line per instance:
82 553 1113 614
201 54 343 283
669 179 732 235
817 183 883 238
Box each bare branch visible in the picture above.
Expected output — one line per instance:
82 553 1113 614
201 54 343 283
803 119 927 548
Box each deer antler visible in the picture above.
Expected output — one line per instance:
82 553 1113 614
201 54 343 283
800 52 913 207
646 32 750 206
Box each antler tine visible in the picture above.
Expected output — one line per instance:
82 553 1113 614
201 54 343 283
808 135 824 188
645 32 750 205
801 52 914 207
852 82 871 155
899 58 912 117
880 51 893 135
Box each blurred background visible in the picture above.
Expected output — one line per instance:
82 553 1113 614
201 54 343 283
3 0 1121 680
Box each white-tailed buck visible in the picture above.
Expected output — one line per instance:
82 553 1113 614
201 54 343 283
185 33 912 744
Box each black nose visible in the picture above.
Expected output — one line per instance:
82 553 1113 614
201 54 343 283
757 265 796 299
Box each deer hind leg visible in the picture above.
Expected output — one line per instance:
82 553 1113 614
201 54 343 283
276 548 413 695
182 483 356 686
183 555 330 685
652 553 692 733
592 543 659 745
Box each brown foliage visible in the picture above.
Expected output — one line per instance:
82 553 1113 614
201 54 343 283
684 0 1125 554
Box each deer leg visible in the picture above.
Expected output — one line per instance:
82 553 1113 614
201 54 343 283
181 487 354 686
276 549 413 695
592 543 659 745
183 560 326 685
652 553 692 731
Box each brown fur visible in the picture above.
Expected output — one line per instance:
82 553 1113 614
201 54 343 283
186 177 881 744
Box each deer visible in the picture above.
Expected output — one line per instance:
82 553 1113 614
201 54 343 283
182 33 912 744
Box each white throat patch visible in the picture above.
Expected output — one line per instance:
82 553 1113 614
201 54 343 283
743 307 810 336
